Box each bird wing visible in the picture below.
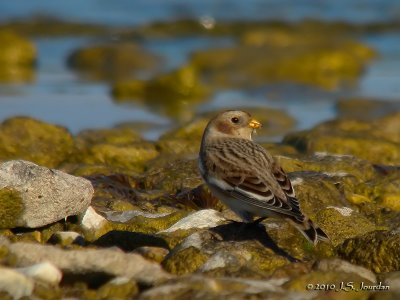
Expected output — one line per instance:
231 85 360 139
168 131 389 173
206 139 304 221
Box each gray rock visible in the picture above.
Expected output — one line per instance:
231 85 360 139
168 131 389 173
0 267 34 300
0 237 171 285
315 258 377 283
0 160 93 228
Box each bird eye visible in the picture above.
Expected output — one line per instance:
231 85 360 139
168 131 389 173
231 117 239 124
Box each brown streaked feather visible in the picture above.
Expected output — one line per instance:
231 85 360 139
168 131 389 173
205 138 306 221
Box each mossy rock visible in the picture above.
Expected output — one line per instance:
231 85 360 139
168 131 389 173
0 189 24 229
76 127 143 147
76 142 159 173
0 30 36 82
144 156 202 194
0 117 75 168
67 42 159 81
336 98 400 121
0 16 110 37
277 153 377 182
112 65 209 120
337 230 400 273
191 38 375 89
162 246 209 275
283 117 400 164
315 207 378 246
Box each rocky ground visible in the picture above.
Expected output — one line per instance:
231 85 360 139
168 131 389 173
0 16 400 299
0 101 398 299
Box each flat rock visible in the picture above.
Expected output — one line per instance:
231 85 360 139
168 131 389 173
0 236 171 285
0 160 93 228
0 266 34 299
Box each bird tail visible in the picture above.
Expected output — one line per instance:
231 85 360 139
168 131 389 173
288 218 330 245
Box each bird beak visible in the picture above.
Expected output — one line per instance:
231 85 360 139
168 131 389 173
248 119 262 129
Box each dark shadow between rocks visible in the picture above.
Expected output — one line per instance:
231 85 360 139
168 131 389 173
92 230 170 251
210 221 299 263
61 272 114 289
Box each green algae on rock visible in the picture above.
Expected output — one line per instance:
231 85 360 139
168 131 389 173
0 30 36 82
67 42 159 81
283 115 400 164
337 230 400 273
0 117 74 168
0 189 24 229
315 207 378 246
73 127 159 173
337 98 400 121
191 36 375 89
112 65 209 120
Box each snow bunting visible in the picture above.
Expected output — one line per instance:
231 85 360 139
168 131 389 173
199 110 328 244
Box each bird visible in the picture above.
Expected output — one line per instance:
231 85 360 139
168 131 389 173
198 110 329 244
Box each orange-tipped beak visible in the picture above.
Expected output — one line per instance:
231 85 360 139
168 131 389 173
249 119 262 129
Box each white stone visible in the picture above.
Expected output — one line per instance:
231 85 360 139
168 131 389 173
160 209 225 233
17 261 62 285
80 206 107 231
0 267 34 299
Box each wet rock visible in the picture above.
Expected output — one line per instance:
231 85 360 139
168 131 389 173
0 160 93 228
283 115 400 164
162 223 290 277
78 206 188 241
67 42 160 81
191 34 374 89
337 230 400 273
0 15 110 37
337 98 400 121
0 29 36 82
0 236 172 285
144 156 202 194
277 152 377 182
0 266 34 299
0 117 75 168
17 261 62 285
112 65 209 121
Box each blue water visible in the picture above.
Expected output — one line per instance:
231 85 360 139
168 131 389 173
0 1 399 140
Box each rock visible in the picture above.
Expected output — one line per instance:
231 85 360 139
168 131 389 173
48 231 85 246
17 261 62 285
139 275 287 300
86 276 139 299
283 115 400 164
0 160 93 228
112 65 209 121
144 156 202 194
0 117 75 168
0 236 172 285
135 246 169 263
315 258 376 283
160 209 226 233
314 206 378 246
337 98 400 121
162 224 290 277
67 42 160 81
0 266 34 299
0 29 36 82
337 230 400 273
191 32 375 89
